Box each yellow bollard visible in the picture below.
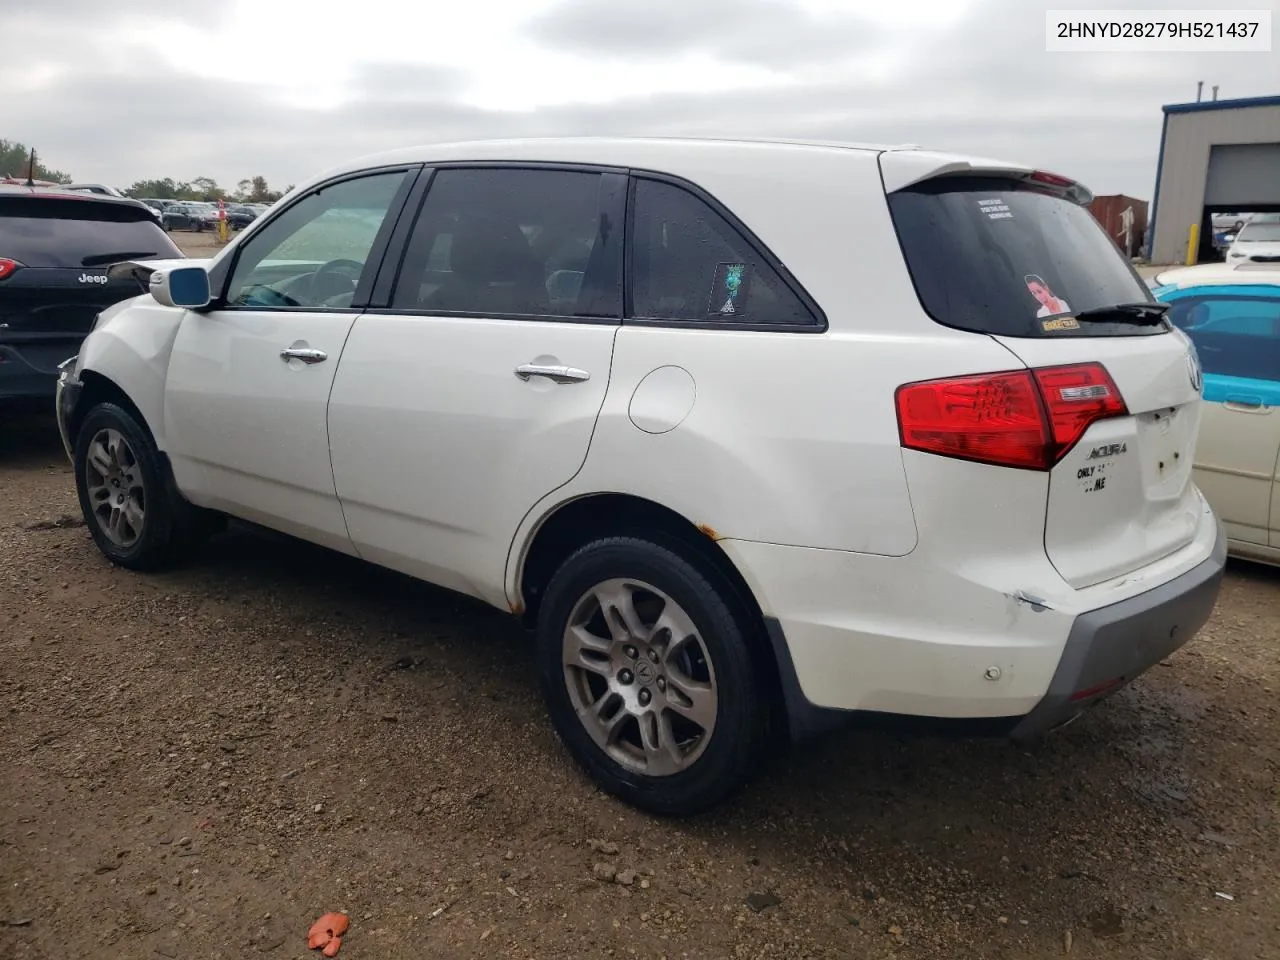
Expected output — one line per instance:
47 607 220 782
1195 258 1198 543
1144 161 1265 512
1185 223 1199 266
217 219 229 244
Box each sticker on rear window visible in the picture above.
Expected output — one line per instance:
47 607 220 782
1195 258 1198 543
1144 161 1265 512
708 262 749 317
1041 316 1080 331
1025 274 1072 319
977 197 1014 220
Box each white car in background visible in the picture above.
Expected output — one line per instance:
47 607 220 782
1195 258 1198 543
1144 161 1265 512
55 138 1225 814
1226 214 1280 266
1152 263 1280 565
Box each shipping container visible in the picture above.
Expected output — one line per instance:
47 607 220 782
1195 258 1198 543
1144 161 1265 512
1089 194 1150 258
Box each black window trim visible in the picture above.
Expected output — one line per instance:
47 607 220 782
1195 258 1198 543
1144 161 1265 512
203 163 424 315
622 169 828 334
362 160 628 326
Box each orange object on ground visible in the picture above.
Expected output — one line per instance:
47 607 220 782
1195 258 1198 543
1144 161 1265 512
307 912 350 956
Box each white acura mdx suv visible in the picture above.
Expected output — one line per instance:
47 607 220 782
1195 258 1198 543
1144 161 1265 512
56 138 1226 815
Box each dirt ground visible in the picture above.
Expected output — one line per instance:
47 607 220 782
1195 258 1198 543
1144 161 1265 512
4 266 1280 960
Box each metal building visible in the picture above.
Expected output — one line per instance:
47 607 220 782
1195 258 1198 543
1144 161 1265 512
1147 94 1280 264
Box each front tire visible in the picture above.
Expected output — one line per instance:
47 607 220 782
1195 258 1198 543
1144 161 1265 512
537 537 762 816
73 402 207 571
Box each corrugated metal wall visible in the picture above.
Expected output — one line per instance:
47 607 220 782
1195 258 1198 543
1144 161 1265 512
1150 104 1280 264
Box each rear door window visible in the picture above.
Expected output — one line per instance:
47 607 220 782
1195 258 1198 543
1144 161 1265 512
627 178 820 327
0 197 180 267
1166 292 1280 382
390 167 621 318
887 177 1160 338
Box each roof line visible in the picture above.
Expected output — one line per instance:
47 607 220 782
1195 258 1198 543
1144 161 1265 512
1163 94 1280 115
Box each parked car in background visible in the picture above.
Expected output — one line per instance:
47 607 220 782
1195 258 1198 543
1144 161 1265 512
138 198 174 213
0 185 182 403
55 138 1224 814
1225 214 1280 266
162 201 218 232
1152 263 1280 566
224 204 259 229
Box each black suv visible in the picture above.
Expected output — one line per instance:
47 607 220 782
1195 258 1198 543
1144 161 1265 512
1 187 183 402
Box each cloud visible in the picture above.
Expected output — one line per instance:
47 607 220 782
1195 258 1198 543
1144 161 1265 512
526 0 882 68
1 0 1276 201
0 0 227 27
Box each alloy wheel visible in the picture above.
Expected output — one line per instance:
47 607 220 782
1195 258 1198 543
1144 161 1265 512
562 578 718 776
84 427 146 548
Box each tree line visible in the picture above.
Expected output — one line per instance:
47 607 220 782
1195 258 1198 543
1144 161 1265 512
2 139 292 203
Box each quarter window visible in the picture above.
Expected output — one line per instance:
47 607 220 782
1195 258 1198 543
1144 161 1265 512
391 168 619 318
628 178 817 326
225 170 408 309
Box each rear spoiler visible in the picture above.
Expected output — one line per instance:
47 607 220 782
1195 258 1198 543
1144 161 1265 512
878 149 1094 206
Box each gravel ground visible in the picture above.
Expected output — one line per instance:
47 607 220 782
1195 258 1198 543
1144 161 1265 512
4 279 1280 959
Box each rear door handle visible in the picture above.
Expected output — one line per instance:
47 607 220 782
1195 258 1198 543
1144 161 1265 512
515 363 590 384
1224 394 1269 413
280 347 328 364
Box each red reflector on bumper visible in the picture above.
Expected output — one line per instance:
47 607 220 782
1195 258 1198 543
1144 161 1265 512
1069 677 1124 702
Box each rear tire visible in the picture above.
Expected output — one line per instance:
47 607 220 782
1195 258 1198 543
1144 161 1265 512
537 536 762 816
73 402 211 571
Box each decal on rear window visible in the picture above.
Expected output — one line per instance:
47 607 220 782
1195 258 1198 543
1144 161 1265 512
708 262 749 317
1025 274 1072 319
977 197 1013 221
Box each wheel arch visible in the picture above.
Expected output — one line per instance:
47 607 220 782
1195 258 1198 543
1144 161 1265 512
513 493 788 735
71 370 158 447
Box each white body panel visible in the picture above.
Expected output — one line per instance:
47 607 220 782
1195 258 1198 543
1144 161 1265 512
163 309 358 554
327 316 617 607
1194 401 1280 547
71 295 184 449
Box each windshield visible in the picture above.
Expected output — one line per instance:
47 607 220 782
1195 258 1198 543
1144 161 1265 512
0 198 181 267
1237 222 1280 242
1165 292 1280 381
887 176 1162 338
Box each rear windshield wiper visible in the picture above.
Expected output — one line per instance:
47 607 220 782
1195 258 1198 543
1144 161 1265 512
1071 302 1170 326
80 251 159 267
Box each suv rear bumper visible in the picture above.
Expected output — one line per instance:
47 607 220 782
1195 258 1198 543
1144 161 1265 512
1008 520 1225 740
721 512 1226 740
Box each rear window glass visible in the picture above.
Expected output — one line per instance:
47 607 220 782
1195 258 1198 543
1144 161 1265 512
1166 293 1280 382
0 197 180 267
887 177 1159 338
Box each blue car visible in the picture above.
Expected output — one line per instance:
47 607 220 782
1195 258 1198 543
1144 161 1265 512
1152 265 1280 565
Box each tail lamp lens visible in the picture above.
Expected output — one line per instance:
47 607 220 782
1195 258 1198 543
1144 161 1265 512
896 363 1127 470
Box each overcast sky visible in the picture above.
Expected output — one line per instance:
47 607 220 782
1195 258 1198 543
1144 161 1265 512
1 0 1275 198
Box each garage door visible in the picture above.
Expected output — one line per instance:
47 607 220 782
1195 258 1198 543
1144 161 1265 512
1204 142 1280 206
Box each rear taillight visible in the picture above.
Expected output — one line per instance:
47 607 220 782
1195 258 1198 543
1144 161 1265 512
896 362 1127 471
1033 363 1126 462
0 258 20 281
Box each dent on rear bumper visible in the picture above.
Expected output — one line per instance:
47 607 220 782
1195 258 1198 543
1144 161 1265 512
1009 519 1226 740
721 506 1225 736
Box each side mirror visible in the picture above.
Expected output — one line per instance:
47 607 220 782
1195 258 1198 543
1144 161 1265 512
150 265 211 308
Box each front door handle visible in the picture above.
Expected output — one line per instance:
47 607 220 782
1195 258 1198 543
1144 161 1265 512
515 363 590 384
280 347 328 364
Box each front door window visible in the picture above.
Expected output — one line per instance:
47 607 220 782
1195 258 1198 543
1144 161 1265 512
225 171 408 310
